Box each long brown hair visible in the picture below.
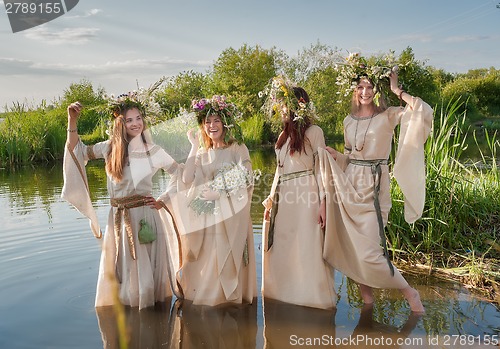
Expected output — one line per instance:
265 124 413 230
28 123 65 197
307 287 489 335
105 106 147 182
275 86 312 155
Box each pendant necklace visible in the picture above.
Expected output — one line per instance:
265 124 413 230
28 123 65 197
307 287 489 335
354 113 376 152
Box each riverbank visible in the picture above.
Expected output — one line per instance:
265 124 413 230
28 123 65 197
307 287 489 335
397 256 500 307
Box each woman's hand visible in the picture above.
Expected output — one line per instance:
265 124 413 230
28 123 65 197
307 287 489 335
145 196 163 210
318 198 326 229
67 102 82 121
389 70 401 94
199 188 220 201
264 208 271 221
325 146 338 160
187 128 200 148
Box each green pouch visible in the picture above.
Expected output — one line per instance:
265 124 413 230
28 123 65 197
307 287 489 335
138 219 156 244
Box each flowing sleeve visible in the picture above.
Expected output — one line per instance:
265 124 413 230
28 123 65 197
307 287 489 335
60 140 108 238
151 145 179 175
309 125 327 200
393 98 433 223
334 116 351 171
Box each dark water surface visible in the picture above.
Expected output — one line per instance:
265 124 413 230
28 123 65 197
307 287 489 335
0 151 498 348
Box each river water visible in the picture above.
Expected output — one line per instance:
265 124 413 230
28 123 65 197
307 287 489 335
0 150 498 348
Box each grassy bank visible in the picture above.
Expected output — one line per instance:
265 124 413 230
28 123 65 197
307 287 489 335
387 99 500 304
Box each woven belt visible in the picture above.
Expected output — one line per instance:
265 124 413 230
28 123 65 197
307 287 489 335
110 194 148 263
350 159 394 276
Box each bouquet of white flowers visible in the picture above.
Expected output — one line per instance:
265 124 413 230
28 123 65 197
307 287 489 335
211 162 253 194
189 162 256 215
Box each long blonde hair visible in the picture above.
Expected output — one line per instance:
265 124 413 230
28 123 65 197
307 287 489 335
105 107 147 182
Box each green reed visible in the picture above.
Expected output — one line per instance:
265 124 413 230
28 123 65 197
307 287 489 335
387 97 500 265
0 102 67 166
241 113 273 147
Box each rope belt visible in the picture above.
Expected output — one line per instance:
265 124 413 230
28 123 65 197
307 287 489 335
349 159 394 276
110 194 149 263
268 169 314 251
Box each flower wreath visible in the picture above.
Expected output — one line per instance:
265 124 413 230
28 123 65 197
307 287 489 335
191 95 244 144
105 77 165 125
334 51 403 103
259 76 316 127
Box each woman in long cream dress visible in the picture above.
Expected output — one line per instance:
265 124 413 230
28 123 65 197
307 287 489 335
62 97 181 310
261 77 336 309
321 60 431 313
168 95 257 306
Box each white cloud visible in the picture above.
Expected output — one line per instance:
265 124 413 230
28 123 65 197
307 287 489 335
64 8 103 19
0 57 210 77
48 57 210 75
23 26 100 45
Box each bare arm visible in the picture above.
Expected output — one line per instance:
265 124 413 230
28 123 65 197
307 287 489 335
390 71 414 108
181 128 200 184
66 102 82 151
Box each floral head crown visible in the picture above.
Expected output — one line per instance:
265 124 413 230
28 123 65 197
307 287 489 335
334 51 400 102
191 95 244 144
105 78 165 125
259 76 316 125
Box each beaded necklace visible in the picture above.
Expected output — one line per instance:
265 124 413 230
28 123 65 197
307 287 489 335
353 113 377 152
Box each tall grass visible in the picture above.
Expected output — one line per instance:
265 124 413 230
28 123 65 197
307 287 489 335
0 101 108 167
241 113 273 147
387 98 500 266
0 102 67 166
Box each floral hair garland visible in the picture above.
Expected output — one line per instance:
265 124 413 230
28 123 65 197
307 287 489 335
334 51 402 103
259 76 316 126
191 95 244 144
105 77 165 125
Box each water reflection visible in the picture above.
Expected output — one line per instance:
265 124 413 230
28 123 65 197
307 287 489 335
262 299 336 348
174 300 258 349
0 149 499 349
95 300 258 349
96 302 177 349
342 304 422 349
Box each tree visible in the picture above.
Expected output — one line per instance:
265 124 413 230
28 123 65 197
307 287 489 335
60 79 106 134
209 44 283 117
60 79 105 108
442 68 500 121
156 70 208 117
396 47 440 108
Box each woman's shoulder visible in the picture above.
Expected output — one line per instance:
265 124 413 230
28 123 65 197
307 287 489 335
230 141 249 151
229 142 250 158
306 124 324 136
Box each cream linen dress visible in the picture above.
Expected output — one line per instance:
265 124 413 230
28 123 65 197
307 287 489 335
262 125 336 309
166 143 257 306
319 98 433 289
62 134 180 309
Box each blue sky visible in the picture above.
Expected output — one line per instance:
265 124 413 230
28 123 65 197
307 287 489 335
0 0 499 110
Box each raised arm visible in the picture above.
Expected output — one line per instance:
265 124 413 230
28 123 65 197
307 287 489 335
182 128 200 184
66 102 82 151
390 70 415 108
